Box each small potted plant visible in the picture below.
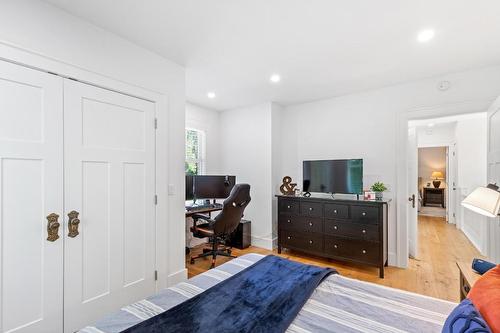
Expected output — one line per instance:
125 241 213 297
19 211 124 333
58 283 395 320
371 182 387 200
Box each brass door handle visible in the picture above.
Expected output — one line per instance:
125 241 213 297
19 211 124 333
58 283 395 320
67 210 80 238
46 213 60 242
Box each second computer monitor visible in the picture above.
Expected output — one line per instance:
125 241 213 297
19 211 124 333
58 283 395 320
194 175 236 199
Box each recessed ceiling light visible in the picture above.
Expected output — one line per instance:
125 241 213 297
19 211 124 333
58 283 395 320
417 29 435 43
207 92 216 99
270 74 281 83
428 123 435 127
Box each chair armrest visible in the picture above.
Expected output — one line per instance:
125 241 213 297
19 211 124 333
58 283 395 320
191 214 215 226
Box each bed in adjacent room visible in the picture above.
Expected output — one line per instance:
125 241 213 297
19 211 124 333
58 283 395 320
79 253 495 333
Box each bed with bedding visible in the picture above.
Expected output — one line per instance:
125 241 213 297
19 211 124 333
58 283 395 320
80 253 496 333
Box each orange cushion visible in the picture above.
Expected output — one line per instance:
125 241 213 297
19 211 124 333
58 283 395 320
469 264 500 333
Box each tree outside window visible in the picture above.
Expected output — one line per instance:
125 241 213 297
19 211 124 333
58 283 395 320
185 129 205 175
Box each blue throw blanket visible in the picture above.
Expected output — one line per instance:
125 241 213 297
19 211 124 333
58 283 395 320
123 255 336 333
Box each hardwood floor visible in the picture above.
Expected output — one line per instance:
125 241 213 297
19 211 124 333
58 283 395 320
186 215 482 302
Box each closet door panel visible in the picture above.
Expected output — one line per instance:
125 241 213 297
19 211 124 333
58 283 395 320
0 61 63 333
63 80 156 332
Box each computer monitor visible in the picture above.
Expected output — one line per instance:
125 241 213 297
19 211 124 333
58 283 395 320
193 175 236 199
185 175 194 201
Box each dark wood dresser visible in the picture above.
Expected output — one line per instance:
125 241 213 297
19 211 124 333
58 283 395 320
423 187 445 207
276 195 389 278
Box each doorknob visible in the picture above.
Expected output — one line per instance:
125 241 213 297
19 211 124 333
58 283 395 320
408 194 416 208
46 213 60 242
67 210 80 238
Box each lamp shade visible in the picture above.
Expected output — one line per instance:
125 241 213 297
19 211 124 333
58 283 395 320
461 185 500 218
431 171 444 179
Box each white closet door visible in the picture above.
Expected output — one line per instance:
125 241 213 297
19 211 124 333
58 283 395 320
0 61 63 332
63 80 156 332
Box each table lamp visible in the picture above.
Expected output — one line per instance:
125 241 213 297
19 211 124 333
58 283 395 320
431 171 444 188
461 183 500 218
461 183 500 274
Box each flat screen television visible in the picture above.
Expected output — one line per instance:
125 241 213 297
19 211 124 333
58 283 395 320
303 159 363 195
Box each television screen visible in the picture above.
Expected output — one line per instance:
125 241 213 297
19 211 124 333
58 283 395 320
303 159 363 195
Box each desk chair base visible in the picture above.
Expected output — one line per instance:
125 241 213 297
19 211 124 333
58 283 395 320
190 241 237 268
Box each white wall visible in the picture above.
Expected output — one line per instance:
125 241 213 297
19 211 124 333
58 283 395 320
219 103 274 249
281 66 500 264
417 123 456 147
0 0 187 285
456 115 488 252
271 103 284 244
186 103 221 174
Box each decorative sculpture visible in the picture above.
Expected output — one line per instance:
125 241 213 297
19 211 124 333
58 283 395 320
279 176 297 195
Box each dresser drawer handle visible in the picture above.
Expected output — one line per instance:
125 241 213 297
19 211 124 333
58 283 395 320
287 205 291 209
362 212 367 216
287 236 291 240
308 222 313 226
333 226 338 230
362 249 367 254
334 244 338 249
362 229 366 234
309 240 313 244
333 209 338 214
287 219 291 223
309 207 313 211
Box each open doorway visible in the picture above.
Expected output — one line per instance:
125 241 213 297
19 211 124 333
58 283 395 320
418 146 448 219
407 112 488 260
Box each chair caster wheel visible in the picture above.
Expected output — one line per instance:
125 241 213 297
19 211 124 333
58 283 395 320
227 249 232 255
190 258 195 265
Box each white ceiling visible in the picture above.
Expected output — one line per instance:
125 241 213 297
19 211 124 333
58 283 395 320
44 0 500 111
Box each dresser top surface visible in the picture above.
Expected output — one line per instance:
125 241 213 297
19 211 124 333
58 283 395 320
275 194 391 205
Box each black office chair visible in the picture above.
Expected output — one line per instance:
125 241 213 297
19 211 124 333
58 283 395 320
189 184 251 268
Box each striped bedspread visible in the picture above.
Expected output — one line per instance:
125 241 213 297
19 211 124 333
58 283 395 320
80 254 456 333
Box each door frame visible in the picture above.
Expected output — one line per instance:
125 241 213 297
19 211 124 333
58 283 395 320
396 99 494 268
0 43 174 290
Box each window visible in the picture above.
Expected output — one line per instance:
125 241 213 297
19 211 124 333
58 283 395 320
185 128 205 175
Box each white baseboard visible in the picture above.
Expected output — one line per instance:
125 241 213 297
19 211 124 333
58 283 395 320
251 235 275 250
388 252 398 267
167 268 188 286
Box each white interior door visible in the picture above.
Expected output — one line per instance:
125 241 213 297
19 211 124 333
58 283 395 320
0 61 63 332
487 96 500 262
63 80 157 332
447 144 458 224
407 127 418 258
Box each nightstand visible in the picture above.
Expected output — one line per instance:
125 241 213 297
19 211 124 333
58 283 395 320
456 261 481 301
423 187 445 207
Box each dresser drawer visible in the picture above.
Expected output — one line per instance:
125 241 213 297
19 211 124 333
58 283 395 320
324 220 379 241
300 201 323 217
278 215 301 231
324 203 349 219
279 216 322 233
351 205 379 224
280 230 323 253
279 199 299 215
324 236 380 264
299 217 323 233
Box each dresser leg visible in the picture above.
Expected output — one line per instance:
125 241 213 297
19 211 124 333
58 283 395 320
379 267 384 279
277 245 281 254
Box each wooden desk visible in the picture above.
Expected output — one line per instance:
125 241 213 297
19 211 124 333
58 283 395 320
456 261 481 301
185 206 222 217
423 187 445 207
